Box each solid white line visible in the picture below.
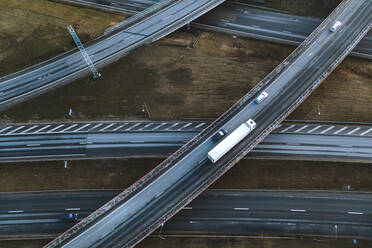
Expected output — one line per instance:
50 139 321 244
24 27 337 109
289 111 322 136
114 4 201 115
320 126 334 134
65 208 81 211
294 125 308 133
347 127 360 135
234 208 249 211
6 126 25 134
34 125 51 133
125 123 141 131
347 211 363 215
113 124 127 131
60 124 78 132
280 124 295 133
0 126 12 134
195 123 206 129
334 126 348 134
8 210 24 213
73 124 91 132
307 125 321 133
47 124 65 133
290 209 306 212
99 123 115 131
360 128 372 136
20 125 39 134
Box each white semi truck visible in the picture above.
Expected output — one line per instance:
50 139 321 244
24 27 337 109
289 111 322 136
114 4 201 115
207 119 257 163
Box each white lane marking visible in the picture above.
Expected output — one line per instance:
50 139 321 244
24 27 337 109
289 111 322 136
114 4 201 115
73 124 91 132
100 123 115 131
0 126 12 134
6 126 25 135
294 125 308 133
290 209 306 212
307 125 321 133
60 124 78 132
347 127 360 135
8 210 24 213
65 208 81 211
183 207 192 210
26 144 40 147
20 125 39 134
361 128 372 136
125 123 141 131
334 127 348 135
34 125 51 133
280 124 295 133
47 124 65 133
234 208 249 211
138 123 153 131
113 124 127 131
195 123 206 129
320 126 334 134
347 211 363 215
165 123 180 130
179 123 192 130
189 221 200 224
152 123 167 131
90 123 103 131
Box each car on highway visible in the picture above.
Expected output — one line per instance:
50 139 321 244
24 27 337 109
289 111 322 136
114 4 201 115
329 21 342 32
212 129 228 143
255 91 268 104
59 213 78 222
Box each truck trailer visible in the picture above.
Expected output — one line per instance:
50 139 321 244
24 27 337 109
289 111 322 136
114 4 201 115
207 119 256 163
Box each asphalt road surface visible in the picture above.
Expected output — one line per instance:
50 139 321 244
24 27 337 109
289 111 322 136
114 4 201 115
0 0 225 109
47 1 372 248
1 190 372 240
74 0 372 58
0 121 371 162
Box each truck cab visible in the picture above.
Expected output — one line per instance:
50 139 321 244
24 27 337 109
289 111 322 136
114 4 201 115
329 21 342 32
212 129 227 143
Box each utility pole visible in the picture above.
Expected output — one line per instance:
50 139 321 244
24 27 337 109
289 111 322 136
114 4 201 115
67 25 101 79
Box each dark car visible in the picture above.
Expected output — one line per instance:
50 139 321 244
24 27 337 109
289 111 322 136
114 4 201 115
60 213 78 222
212 129 227 143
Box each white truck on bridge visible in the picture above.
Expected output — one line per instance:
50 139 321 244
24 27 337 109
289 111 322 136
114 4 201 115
208 119 257 163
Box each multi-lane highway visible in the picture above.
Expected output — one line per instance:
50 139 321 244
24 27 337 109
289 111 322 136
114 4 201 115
0 0 226 109
69 0 372 59
46 1 372 248
1 121 372 162
2 190 372 240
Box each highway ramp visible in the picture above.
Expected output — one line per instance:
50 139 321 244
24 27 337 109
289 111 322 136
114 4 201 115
46 1 372 248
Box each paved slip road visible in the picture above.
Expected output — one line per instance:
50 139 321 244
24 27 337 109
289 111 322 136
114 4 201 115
1 190 372 240
73 0 372 58
46 1 372 248
0 121 372 162
0 0 226 109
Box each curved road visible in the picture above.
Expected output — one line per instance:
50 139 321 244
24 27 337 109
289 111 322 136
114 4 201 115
47 1 372 248
1 190 372 240
0 0 225 109
71 0 372 58
0 121 371 162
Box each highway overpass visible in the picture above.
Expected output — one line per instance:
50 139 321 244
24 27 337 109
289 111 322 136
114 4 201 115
46 1 372 247
1 190 372 240
0 0 226 109
66 0 372 59
0 120 371 163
